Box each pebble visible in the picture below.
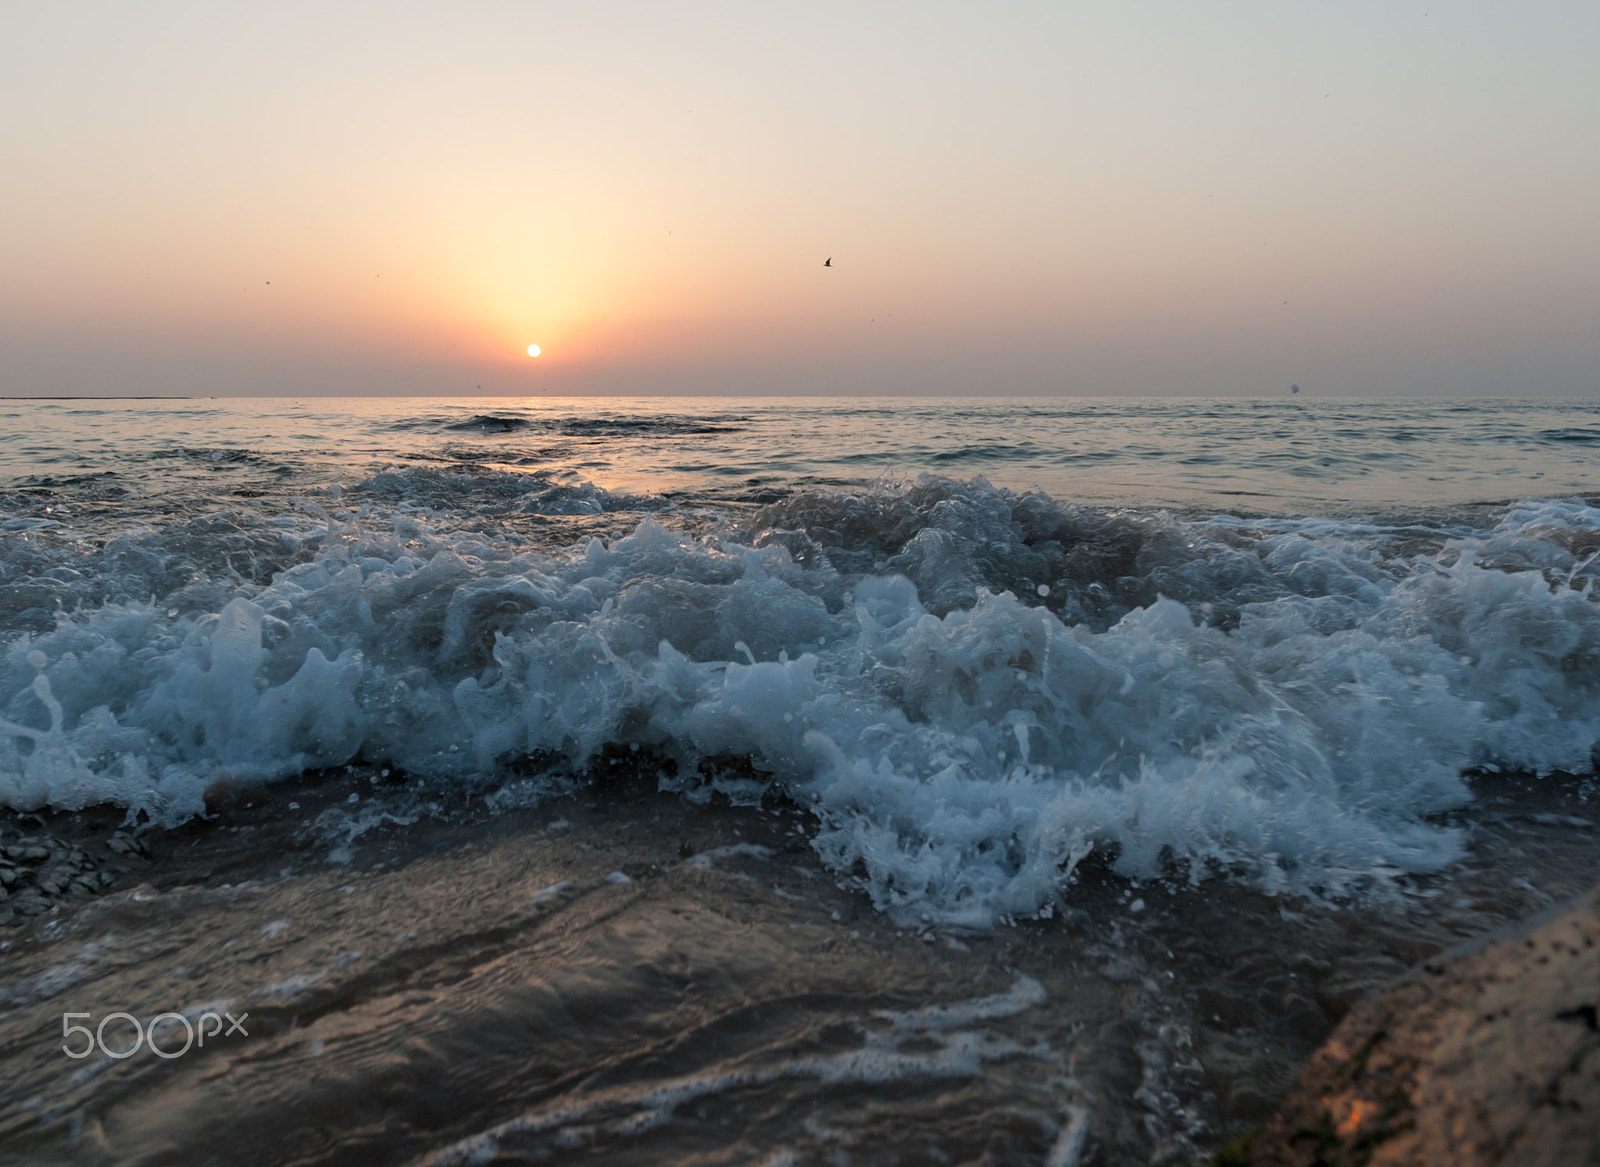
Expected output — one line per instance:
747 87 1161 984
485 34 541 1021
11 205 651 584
0 821 143 926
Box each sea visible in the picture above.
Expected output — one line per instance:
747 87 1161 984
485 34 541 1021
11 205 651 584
2 394 1599 1166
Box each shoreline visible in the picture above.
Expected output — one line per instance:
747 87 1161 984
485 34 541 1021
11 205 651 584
2 761 1598 1165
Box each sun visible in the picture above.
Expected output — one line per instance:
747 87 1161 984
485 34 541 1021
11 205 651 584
526 344 541 357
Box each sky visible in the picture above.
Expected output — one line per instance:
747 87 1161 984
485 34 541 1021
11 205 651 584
1 1 1596 397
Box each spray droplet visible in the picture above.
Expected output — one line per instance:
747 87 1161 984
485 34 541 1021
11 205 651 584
26 649 47 670
1036 584 1050 597
1291 384 1301 394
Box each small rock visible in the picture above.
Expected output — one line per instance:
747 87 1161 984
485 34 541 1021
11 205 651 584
106 832 148 857
11 890 48 917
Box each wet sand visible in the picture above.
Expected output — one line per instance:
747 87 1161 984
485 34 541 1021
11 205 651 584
2 761 1598 1166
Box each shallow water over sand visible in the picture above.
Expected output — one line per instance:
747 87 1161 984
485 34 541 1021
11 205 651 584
2 761 1597 1166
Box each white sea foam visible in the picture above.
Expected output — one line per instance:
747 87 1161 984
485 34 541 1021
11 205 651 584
4 478 1600 925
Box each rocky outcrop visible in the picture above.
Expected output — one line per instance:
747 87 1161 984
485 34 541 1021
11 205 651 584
1231 886 1600 1166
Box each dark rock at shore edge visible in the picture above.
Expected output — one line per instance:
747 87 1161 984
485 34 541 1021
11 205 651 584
1223 883 1600 1166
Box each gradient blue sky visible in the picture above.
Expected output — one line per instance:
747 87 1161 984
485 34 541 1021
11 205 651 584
1 1 1595 396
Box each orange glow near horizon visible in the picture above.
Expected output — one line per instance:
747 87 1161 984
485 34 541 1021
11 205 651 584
1 5 1597 396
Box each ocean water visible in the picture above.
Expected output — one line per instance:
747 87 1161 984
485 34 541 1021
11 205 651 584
5 394 1600 1166
4 395 1600 923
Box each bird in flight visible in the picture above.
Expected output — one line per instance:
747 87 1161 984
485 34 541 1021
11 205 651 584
823 257 832 267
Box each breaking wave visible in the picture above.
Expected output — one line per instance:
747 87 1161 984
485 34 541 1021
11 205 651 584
5 476 1600 925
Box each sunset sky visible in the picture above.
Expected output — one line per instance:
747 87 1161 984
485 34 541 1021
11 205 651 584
2 2 1595 397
